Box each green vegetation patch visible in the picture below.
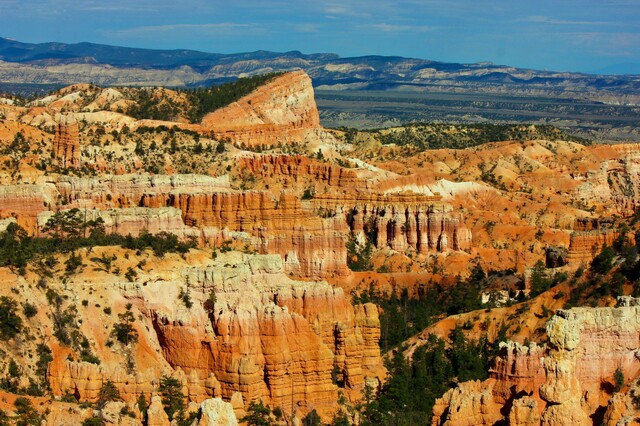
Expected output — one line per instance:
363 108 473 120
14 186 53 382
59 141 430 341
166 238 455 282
344 123 589 150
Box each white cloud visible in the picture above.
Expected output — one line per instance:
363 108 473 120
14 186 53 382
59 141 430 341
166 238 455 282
106 23 258 37
365 23 432 32
292 24 323 33
518 15 612 26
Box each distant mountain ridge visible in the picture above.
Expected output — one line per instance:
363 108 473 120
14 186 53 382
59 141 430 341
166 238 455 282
0 37 639 106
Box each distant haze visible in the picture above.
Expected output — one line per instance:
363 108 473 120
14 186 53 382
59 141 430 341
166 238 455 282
0 0 639 75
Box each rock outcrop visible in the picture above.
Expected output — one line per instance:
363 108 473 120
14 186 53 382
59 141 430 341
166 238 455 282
197 398 238 426
149 254 383 414
238 154 366 192
489 342 546 406
46 252 384 419
142 190 350 278
312 194 472 253
200 71 330 147
0 183 58 230
431 380 502 426
53 114 80 168
539 311 590 425
567 218 628 264
432 299 640 425
37 207 196 238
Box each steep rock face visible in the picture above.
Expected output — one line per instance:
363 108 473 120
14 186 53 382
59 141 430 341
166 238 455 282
558 304 640 396
489 342 546 405
55 174 230 209
574 145 640 216
45 252 384 419
539 311 590 425
432 300 640 425
53 114 80 168
0 183 58 231
149 254 383 414
312 194 472 253
37 207 197 238
147 395 170 426
197 398 238 426
142 190 350 278
238 154 366 192
567 218 626 264
200 71 328 147
431 380 503 426
509 396 541 426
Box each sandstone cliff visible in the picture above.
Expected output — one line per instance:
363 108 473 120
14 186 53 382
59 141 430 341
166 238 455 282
431 299 640 425
39 249 384 420
53 114 81 168
200 71 333 148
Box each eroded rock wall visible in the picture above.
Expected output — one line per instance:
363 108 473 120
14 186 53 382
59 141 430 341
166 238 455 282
432 299 640 425
53 114 80 168
46 252 384 418
200 71 328 148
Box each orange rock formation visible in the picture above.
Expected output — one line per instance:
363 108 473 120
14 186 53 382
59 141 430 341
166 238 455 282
53 114 80 168
46 252 384 418
200 71 326 147
432 298 640 425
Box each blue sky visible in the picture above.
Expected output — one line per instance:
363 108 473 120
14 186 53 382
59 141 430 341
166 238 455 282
1 0 639 74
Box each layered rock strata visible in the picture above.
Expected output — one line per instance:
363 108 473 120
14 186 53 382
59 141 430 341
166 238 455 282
47 253 384 418
432 299 640 425
53 114 80 168
567 218 627 264
312 194 471 253
151 254 382 412
141 190 350 278
200 71 328 148
37 207 197 238
238 154 367 192
45 172 472 275
0 183 58 230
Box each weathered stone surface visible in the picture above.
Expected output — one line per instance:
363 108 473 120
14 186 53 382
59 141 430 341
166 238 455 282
432 301 640 425
431 380 502 426
147 254 383 415
47 359 158 403
567 228 620 264
45 252 383 419
53 114 80 168
146 395 170 426
0 183 57 231
508 396 540 426
143 190 350 278
197 398 238 426
489 342 545 405
545 246 568 268
56 174 229 209
37 207 196 238
238 154 366 191
201 71 326 148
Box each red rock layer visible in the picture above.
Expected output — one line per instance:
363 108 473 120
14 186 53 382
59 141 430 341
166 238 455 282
53 115 80 168
566 218 634 264
150 259 383 415
0 184 57 231
142 190 349 278
238 154 366 191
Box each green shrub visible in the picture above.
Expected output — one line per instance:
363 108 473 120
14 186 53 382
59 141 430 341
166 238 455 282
0 296 22 339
